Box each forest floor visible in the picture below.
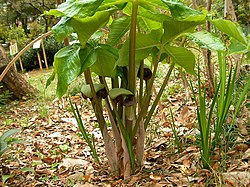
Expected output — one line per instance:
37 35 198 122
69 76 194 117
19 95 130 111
0 68 249 187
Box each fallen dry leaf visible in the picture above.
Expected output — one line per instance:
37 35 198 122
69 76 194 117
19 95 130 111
127 175 141 186
234 143 249 152
59 158 89 168
212 162 220 170
222 172 250 186
183 158 191 168
67 172 84 181
73 182 97 187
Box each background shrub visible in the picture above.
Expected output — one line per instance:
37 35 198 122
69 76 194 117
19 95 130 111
20 36 63 71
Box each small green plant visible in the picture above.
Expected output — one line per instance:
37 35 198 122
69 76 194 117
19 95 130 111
190 64 219 169
59 144 71 152
38 103 49 119
191 58 249 169
212 52 237 150
170 108 182 153
0 86 13 106
4 119 13 126
0 128 23 156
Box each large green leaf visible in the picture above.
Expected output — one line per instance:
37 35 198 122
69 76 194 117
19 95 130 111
0 128 21 141
164 45 195 74
140 0 170 10
228 38 248 55
137 16 162 33
46 0 103 18
117 32 160 66
187 31 226 51
99 0 131 10
79 46 97 73
108 16 131 46
162 0 205 21
54 44 81 98
210 19 247 45
123 1 170 22
162 18 204 44
137 6 171 23
123 3 163 33
72 11 110 45
52 17 74 41
109 88 133 99
90 45 118 77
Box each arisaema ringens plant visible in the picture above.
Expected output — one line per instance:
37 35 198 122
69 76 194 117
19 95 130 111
45 0 211 178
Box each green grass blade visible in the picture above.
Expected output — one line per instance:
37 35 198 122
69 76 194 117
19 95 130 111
231 78 250 125
170 108 181 153
69 97 100 163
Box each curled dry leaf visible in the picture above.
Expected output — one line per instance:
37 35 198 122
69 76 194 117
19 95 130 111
149 174 162 181
73 182 97 187
242 148 250 160
42 156 57 164
85 165 95 182
35 169 53 175
48 132 63 138
234 143 249 152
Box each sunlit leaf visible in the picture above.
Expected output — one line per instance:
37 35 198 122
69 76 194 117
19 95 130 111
162 18 204 44
72 11 110 45
162 0 205 21
138 16 162 33
52 17 74 41
123 3 164 33
139 0 169 10
187 31 226 51
108 16 131 46
210 19 247 45
99 0 131 10
137 6 171 23
46 0 103 18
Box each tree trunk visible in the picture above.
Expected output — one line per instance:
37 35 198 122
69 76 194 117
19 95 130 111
0 46 37 99
224 0 237 21
204 0 215 98
192 0 215 97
